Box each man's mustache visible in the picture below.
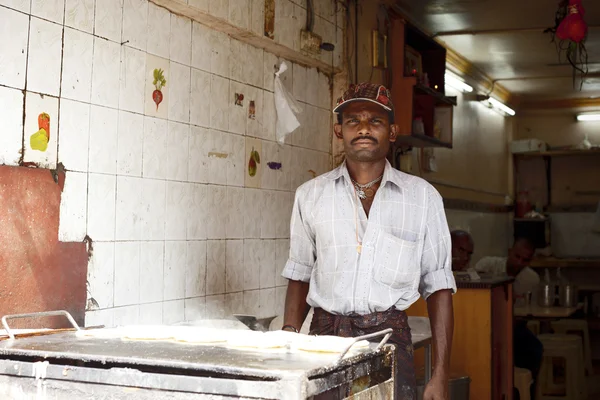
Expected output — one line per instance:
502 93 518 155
351 136 378 144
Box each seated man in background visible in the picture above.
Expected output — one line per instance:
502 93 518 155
450 230 479 280
476 237 542 400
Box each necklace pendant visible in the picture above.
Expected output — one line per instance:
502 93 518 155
356 244 362 253
356 189 367 200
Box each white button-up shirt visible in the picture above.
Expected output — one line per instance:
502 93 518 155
282 160 457 315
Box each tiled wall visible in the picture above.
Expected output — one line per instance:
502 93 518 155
0 0 339 327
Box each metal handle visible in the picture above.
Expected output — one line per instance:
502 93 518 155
1 310 80 339
336 328 393 363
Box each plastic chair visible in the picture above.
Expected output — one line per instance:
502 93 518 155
514 367 532 400
551 319 594 376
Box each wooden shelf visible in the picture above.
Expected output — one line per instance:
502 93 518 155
514 149 600 158
414 83 457 106
395 133 452 148
529 257 600 268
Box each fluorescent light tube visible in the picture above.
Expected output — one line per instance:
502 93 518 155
488 97 516 116
576 113 600 122
445 72 473 93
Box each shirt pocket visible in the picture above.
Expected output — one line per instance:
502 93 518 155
373 231 419 290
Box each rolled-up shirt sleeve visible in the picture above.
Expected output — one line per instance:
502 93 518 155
418 187 457 299
281 186 316 282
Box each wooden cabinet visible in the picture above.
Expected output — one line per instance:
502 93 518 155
388 16 456 154
407 278 514 400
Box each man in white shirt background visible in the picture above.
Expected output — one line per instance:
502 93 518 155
475 237 543 400
281 83 456 400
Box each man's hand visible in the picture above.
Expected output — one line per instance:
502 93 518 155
422 374 448 400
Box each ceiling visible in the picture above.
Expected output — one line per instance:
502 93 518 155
394 0 600 108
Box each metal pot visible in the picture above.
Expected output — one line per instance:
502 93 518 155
559 284 578 308
538 283 555 307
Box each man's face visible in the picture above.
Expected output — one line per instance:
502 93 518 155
507 242 535 274
452 236 474 271
333 101 398 163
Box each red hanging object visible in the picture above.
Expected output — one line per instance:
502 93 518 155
556 0 587 43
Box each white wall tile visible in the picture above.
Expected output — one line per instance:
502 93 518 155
243 289 259 316
275 0 295 50
27 17 62 96
170 14 191 66
292 63 307 103
261 90 276 141
167 121 190 181
0 7 29 89
188 126 209 183
206 185 226 239
208 0 228 20
145 56 170 120
116 111 144 176
188 0 208 11
305 67 318 106
186 241 207 297
246 45 264 88
184 296 206 321
260 141 277 190
114 242 141 306
209 30 230 77
250 0 264 37
243 188 262 238
228 133 245 187
206 129 229 184
228 0 250 30
65 0 94 33
114 305 140 325
205 294 226 318
263 52 277 92
23 92 59 168
259 288 276 318
87 173 117 241
122 0 148 51
85 308 114 328
243 239 261 290
206 240 226 295
61 28 94 103
316 107 331 153
115 176 143 240
31 0 65 24
275 285 286 316
140 242 164 303
168 62 191 123
147 3 170 58
58 99 90 172
164 241 187 300
187 183 207 240
228 80 247 135
142 116 168 179
88 105 118 174
260 191 276 238
225 240 244 292
260 240 275 288
165 181 189 240
139 302 163 324
91 37 121 108
140 178 166 240
190 68 211 127
210 75 229 131
87 242 115 309
119 46 146 114
275 239 289 286
191 22 211 73
0 86 23 166
0 0 30 13
226 187 244 238
225 291 244 315
317 72 330 109
246 88 263 139
95 0 123 43
58 171 87 241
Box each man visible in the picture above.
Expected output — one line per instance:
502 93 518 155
475 237 542 400
281 83 456 400
450 230 474 272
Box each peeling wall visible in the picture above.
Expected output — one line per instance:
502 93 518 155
0 0 342 327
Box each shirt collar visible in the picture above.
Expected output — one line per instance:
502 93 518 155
326 159 405 190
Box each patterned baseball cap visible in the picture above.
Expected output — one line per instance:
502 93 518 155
333 83 394 115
